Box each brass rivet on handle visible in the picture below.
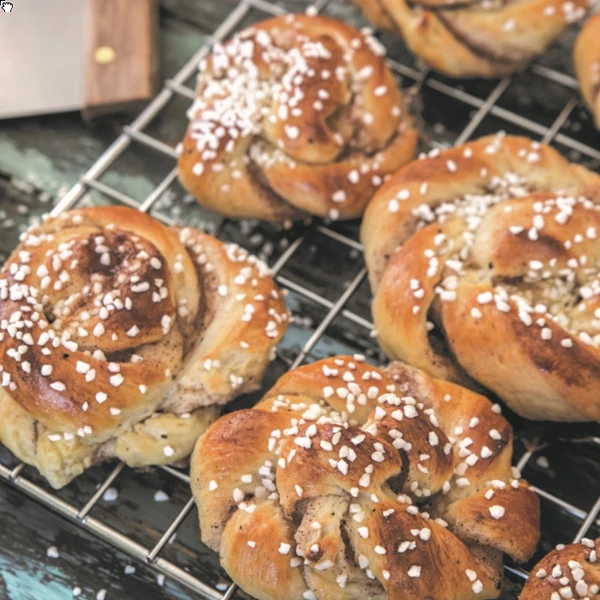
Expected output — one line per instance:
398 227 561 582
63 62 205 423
94 46 116 65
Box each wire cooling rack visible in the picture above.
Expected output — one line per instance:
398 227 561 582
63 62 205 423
2 0 600 598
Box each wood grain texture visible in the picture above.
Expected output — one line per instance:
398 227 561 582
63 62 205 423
84 0 159 118
0 452 209 600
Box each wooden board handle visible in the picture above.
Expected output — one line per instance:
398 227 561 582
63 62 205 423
84 0 158 118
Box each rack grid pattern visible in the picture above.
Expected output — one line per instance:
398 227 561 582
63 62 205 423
2 0 600 597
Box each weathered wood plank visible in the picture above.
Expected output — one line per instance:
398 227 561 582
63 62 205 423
0 465 205 600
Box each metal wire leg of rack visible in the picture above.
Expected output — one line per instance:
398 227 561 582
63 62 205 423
2 0 600 598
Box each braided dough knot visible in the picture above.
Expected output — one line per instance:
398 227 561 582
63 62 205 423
362 134 600 421
192 356 539 600
520 537 600 599
0 206 288 487
352 0 589 77
575 13 600 129
178 14 417 221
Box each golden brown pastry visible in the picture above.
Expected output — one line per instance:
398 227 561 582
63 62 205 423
361 133 600 422
178 14 418 222
191 355 540 600
0 206 288 488
520 538 600 599
575 13 600 128
352 0 590 78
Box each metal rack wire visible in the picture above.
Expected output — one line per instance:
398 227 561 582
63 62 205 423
1 0 600 598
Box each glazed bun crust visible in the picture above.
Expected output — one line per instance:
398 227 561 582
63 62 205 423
178 13 417 221
574 13 600 128
192 356 540 600
362 134 600 422
0 206 288 487
520 538 600 599
352 0 589 78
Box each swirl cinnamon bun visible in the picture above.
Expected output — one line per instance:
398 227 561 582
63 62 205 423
520 538 600 599
191 356 539 600
0 206 288 488
352 0 589 78
362 134 600 421
178 14 418 222
575 13 600 128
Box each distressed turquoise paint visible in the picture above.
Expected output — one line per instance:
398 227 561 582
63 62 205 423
0 556 70 599
0 138 74 196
